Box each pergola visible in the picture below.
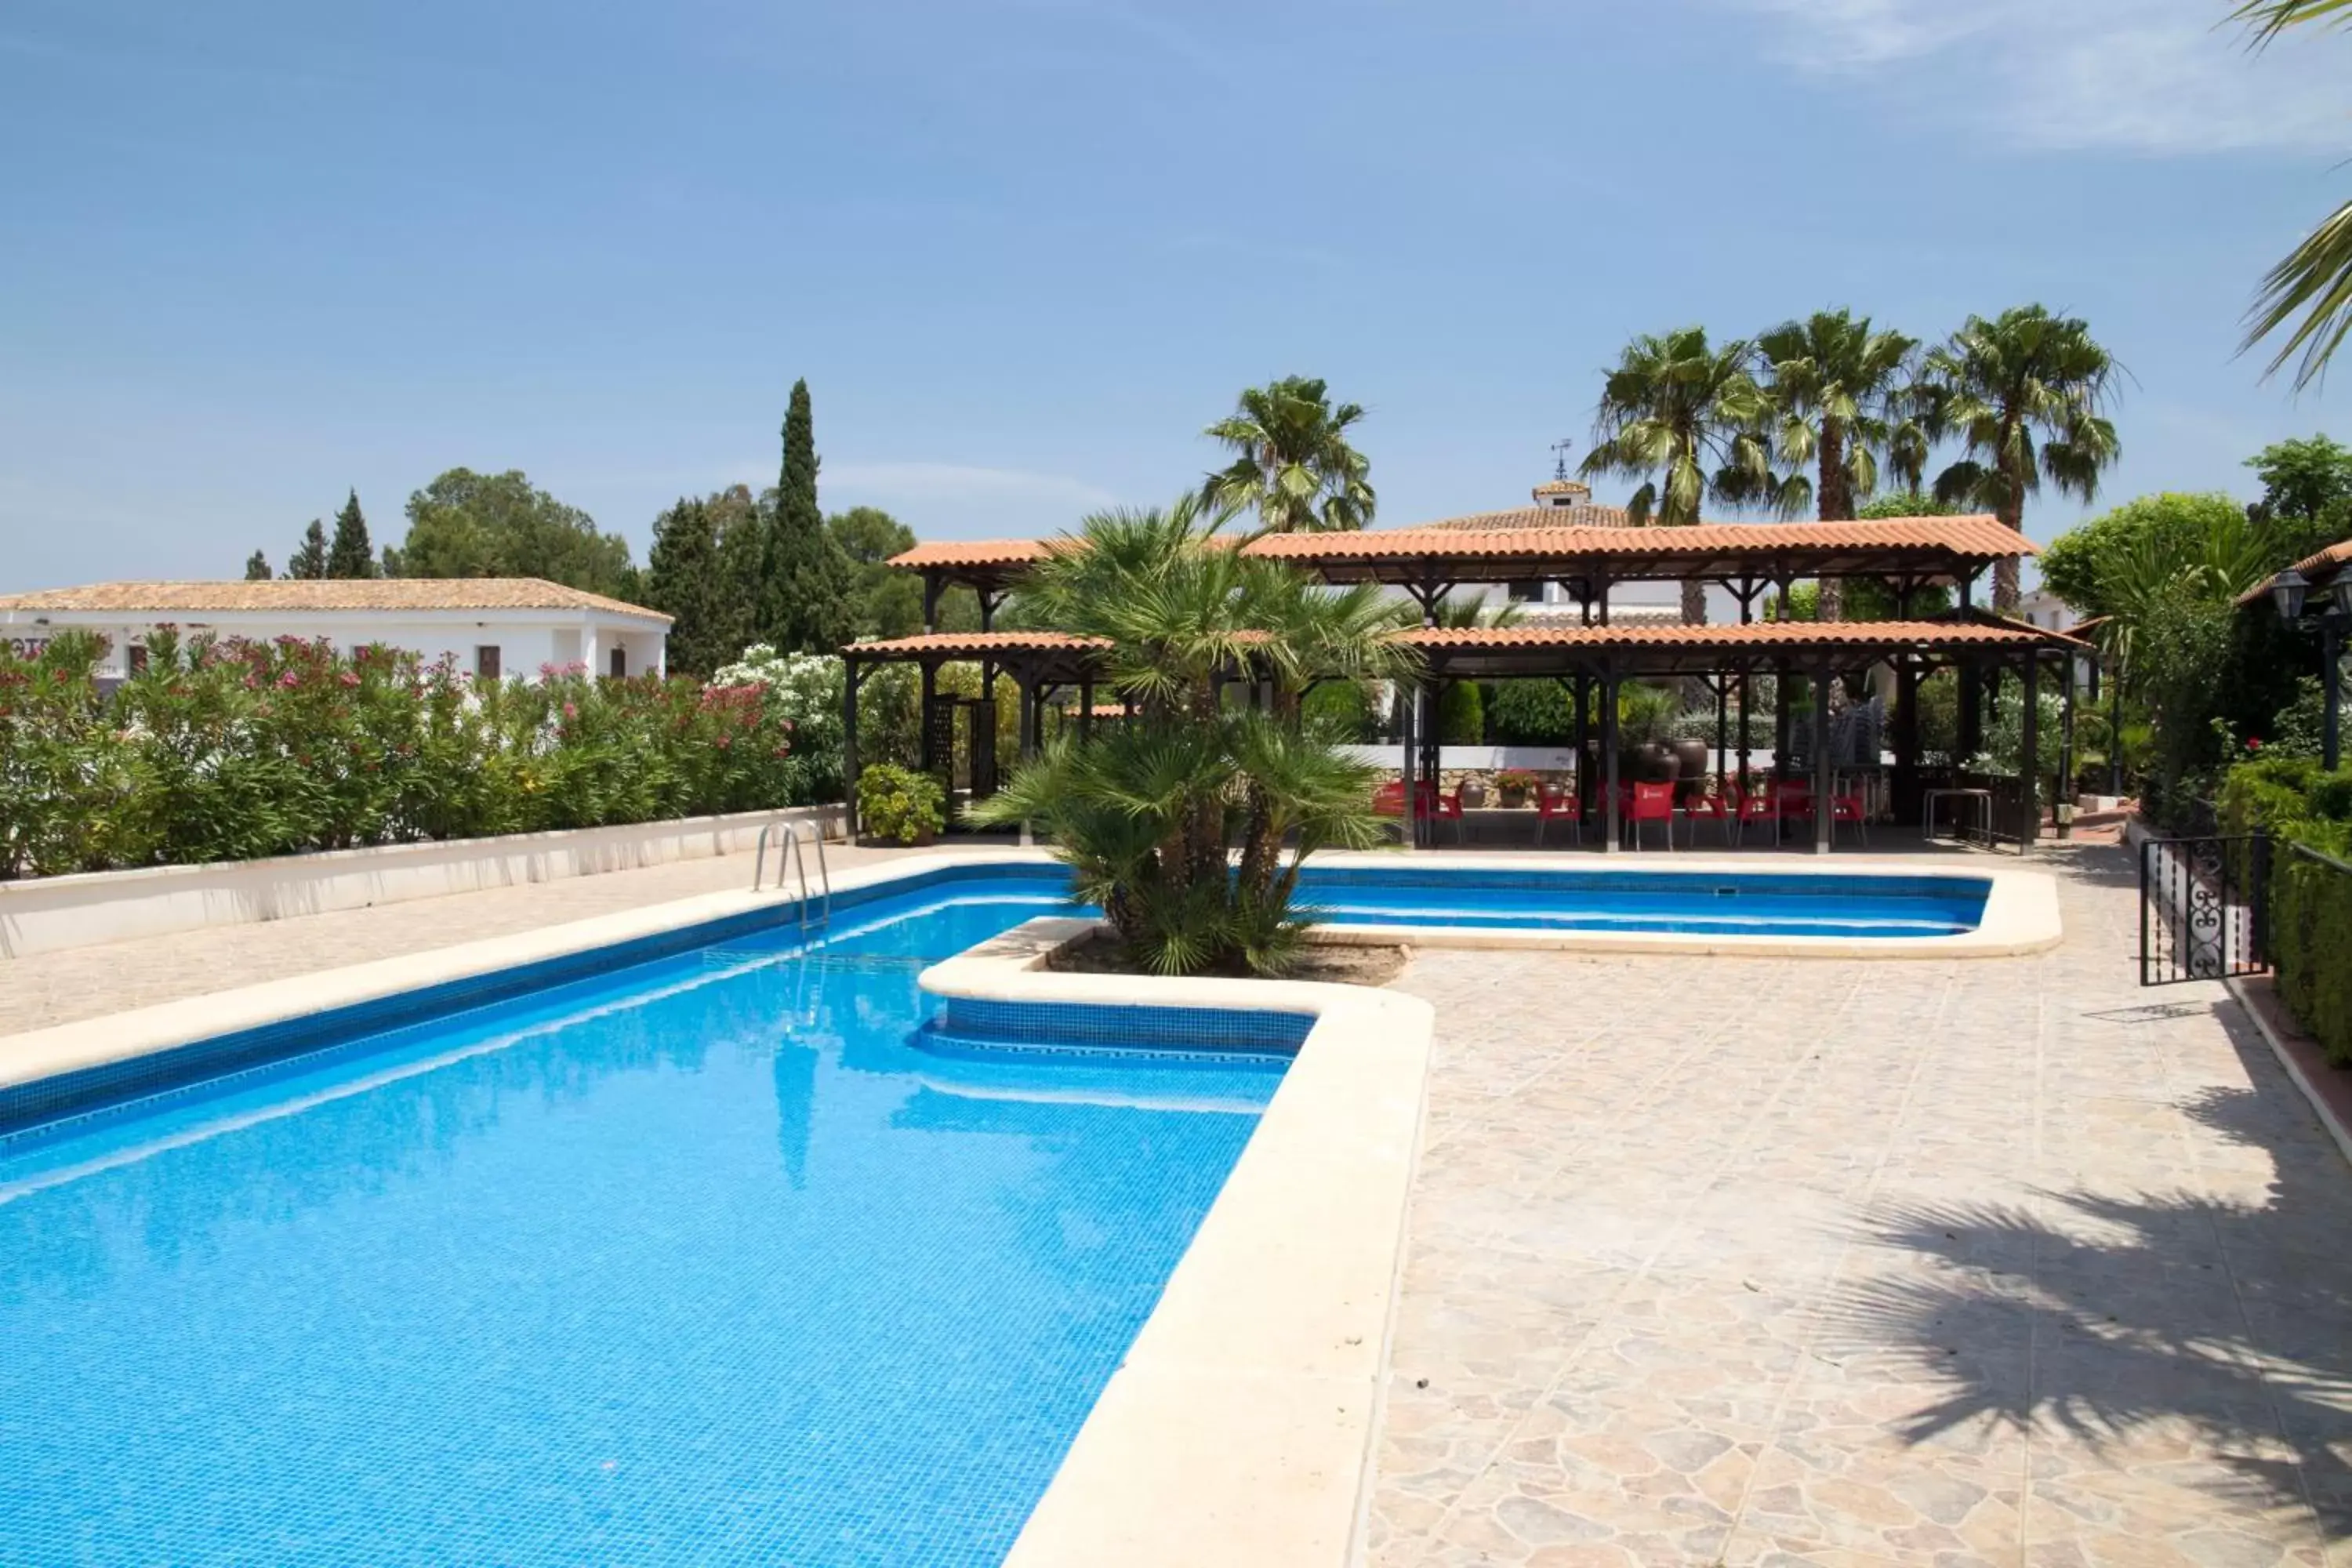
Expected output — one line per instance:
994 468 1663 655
848 514 2091 852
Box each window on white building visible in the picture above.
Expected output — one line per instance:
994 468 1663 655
475 645 502 681
608 646 626 679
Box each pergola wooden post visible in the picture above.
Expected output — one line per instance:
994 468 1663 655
2019 648 2042 852
1813 664 1835 855
1600 662 1621 855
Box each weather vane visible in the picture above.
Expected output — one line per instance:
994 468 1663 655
1551 438 1574 480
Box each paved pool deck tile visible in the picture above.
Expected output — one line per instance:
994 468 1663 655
0 839 1006 1034
1371 842 2352 1568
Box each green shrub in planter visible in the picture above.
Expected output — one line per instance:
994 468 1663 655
856 763 945 844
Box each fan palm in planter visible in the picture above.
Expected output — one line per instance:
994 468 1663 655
971 498 1421 975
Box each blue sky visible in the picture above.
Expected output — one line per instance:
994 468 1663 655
6 0 2352 588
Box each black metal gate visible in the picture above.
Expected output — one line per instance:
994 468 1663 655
2139 833 2271 985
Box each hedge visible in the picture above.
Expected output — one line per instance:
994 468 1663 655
0 630 821 880
2216 755 2352 1065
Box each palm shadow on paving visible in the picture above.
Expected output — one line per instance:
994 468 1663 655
1814 1004 2352 1541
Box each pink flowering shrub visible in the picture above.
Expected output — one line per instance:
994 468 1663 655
0 635 803 877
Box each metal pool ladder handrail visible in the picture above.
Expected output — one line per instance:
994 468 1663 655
753 818 833 931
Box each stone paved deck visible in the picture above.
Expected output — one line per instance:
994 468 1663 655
1373 843 2352 1567
0 839 1000 1034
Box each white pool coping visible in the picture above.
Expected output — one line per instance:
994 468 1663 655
1301 848 2063 960
924 918 1433 1568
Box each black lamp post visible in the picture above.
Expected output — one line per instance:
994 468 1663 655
2270 566 2352 770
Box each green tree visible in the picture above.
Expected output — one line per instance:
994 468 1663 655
760 381 857 652
702 484 764 664
1201 376 1376 535
326 490 376 579
2245 434 2352 563
1581 326 1773 624
975 496 1417 975
287 519 329 580
1754 310 1926 619
829 506 926 640
643 496 724 676
1921 306 2123 610
243 550 271 581
1856 492 1962 521
383 469 634 596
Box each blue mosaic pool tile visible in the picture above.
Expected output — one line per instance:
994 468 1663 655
936 996 1313 1057
0 891 1276 1568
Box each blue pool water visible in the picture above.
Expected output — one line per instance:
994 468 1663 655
1296 864 1991 938
0 858 1989 1565
0 881 1286 1568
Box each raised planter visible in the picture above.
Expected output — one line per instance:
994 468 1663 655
0 804 846 961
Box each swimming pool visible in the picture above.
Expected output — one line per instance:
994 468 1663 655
1299 863 1991 938
0 880 1288 1568
0 853 2009 1565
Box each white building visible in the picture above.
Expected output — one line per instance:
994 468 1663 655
0 579 670 682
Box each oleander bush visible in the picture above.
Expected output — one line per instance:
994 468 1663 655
2217 754 2352 1065
0 632 812 880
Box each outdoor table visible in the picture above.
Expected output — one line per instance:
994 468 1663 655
1922 786 1994 844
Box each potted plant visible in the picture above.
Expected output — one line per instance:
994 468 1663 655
1457 773 1488 808
856 762 946 847
1495 768 1537 808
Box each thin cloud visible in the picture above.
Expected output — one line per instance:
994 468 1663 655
1719 0 2352 154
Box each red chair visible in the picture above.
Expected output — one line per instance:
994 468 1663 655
1684 789 1736 848
1830 789 1870 845
1627 780 1675 852
1537 782 1581 846
1371 780 1406 817
1414 780 1462 844
1734 788 1777 847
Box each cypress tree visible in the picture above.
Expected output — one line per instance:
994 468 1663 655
644 495 722 676
326 489 376 578
244 550 272 581
760 379 856 652
288 520 330 579
711 488 765 666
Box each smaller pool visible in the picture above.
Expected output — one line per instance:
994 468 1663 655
1297 865 1991 938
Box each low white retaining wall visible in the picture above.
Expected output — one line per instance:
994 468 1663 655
0 804 844 961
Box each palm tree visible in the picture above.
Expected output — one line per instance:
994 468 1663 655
1581 326 1774 624
1754 310 1926 620
2234 1 2352 387
1920 306 2122 611
975 495 1419 975
1200 377 1376 535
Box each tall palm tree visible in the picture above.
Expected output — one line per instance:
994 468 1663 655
2234 1 2352 387
1581 326 1774 624
1921 306 2123 611
1754 310 1926 620
1200 376 1376 536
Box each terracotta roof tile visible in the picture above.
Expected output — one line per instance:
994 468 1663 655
885 539 1058 569
1399 619 2084 652
844 630 1111 657
0 578 670 621
1432 503 1632 531
2239 534 2352 606
1246 514 2030 561
1530 478 1592 497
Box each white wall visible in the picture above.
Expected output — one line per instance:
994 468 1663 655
0 804 842 960
6 612 663 681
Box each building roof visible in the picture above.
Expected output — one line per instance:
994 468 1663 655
2239 535 2352 607
1530 477 1592 498
887 515 2028 590
0 578 670 622
1432 503 1631 531
1247 514 2029 562
1400 615 2083 677
844 630 1112 658
1399 619 2080 652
